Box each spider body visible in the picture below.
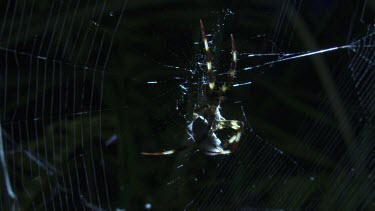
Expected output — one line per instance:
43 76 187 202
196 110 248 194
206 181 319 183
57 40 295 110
142 20 243 156
188 103 228 155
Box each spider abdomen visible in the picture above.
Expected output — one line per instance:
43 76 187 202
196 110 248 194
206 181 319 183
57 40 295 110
187 115 225 155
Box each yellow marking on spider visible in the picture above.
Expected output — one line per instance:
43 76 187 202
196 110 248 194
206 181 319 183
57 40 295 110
213 150 231 155
141 149 175 156
231 121 241 129
213 122 223 130
204 38 209 51
162 150 175 155
236 132 242 142
207 61 212 71
229 70 235 78
228 135 236 144
221 84 228 92
209 82 215 90
220 150 232 154
232 51 237 61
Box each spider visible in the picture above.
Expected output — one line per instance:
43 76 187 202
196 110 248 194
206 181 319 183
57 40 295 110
142 20 243 156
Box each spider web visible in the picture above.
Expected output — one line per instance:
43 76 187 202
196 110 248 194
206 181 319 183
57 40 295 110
1 0 374 210
0 0 128 210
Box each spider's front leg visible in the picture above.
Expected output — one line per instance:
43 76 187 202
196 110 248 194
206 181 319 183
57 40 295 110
213 120 244 152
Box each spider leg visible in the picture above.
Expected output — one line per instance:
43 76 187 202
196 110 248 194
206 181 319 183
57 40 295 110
141 150 176 156
205 150 232 155
213 120 243 152
221 34 237 93
141 145 192 156
200 19 215 91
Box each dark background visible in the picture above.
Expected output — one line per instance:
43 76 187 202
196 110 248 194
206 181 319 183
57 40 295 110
0 0 374 210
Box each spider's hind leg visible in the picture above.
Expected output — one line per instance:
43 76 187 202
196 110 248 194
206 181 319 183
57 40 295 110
141 150 176 156
213 120 243 152
141 145 192 156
